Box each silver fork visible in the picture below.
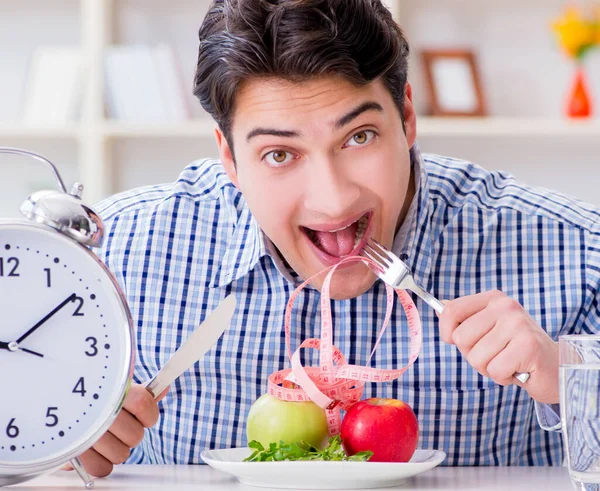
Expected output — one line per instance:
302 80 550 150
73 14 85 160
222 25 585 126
362 239 445 314
361 238 530 384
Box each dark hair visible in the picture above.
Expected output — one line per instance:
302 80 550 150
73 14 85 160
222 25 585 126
193 0 410 149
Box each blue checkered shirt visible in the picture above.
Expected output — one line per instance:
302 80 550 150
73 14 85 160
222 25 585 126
96 144 600 466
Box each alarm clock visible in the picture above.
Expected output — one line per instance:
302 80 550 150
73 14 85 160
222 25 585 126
0 148 134 489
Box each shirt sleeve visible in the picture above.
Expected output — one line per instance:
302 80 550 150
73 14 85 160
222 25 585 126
96 209 157 465
535 402 562 431
535 225 600 432
126 441 149 464
534 305 600 433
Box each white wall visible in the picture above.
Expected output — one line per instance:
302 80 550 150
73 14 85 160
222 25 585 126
402 0 600 117
1 0 599 220
108 0 218 193
402 0 600 206
0 141 79 220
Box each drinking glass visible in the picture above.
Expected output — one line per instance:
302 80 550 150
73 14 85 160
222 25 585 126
559 335 600 491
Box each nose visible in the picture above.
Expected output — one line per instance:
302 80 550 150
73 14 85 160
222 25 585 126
303 156 361 217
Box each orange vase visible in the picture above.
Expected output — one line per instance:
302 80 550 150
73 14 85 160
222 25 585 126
566 66 593 118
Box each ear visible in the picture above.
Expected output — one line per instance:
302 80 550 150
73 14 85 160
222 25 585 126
215 127 240 189
402 82 417 149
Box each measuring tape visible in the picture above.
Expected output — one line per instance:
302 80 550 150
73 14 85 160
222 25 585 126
267 256 423 435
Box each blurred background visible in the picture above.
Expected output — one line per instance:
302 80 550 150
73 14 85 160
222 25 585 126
1 0 599 217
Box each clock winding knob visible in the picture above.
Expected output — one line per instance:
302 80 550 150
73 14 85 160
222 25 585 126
20 190 104 248
0 147 104 248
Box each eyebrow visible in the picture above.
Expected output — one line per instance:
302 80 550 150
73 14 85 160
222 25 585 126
245 101 384 142
334 101 384 129
246 128 300 142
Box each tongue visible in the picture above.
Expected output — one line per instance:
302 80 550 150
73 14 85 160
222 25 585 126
314 222 359 257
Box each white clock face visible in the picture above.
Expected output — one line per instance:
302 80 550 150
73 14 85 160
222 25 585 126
0 223 132 466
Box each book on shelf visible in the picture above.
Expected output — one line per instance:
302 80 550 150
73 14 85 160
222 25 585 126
104 43 191 123
21 46 84 125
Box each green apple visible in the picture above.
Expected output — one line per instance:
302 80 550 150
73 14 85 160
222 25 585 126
246 394 329 449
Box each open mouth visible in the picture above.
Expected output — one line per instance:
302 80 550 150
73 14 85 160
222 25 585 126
301 212 372 264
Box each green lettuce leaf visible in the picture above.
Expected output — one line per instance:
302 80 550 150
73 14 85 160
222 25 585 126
243 435 373 462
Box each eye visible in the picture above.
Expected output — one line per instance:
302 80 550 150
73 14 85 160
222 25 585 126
345 130 376 148
264 150 295 167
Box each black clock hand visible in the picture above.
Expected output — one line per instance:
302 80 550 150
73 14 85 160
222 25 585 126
17 293 77 344
0 340 44 357
19 347 44 358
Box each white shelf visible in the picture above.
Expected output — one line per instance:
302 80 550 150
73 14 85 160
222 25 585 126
417 117 600 137
104 117 600 139
0 124 79 139
101 120 216 138
3 118 600 141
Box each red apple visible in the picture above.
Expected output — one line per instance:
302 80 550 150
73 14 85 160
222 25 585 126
340 398 418 462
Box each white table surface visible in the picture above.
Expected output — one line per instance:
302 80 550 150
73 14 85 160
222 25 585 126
13 464 573 491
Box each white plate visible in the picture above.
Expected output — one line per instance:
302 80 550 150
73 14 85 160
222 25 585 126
201 447 446 489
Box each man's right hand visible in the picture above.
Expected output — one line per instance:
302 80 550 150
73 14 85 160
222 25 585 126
65 383 168 477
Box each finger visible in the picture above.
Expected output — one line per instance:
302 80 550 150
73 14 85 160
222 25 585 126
123 385 161 428
156 386 169 402
487 340 532 387
465 325 512 380
434 300 449 318
450 308 496 355
93 429 132 465
77 447 113 478
439 291 500 344
107 408 145 448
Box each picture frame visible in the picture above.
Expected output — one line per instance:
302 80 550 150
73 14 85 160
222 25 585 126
421 49 487 117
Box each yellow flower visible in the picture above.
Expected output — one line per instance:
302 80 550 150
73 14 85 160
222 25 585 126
595 6 600 44
552 6 597 59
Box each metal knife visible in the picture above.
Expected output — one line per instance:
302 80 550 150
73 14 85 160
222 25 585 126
144 294 237 398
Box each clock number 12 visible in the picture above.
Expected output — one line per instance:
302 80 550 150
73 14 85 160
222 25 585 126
0 257 20 277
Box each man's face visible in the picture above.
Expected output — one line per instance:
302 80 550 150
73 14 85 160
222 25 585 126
217 76 417 299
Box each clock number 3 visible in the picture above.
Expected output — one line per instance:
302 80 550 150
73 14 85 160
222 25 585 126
85 337 98 357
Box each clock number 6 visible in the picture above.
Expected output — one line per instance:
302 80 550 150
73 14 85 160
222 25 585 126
6 418 19 438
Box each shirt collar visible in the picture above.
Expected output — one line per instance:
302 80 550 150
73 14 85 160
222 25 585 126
392 143 435 287
211 143 434 289
209 201 270 288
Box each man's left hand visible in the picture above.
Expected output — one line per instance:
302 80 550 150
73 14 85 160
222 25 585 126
439 290 559 404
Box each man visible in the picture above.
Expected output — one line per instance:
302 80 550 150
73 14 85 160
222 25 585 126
75 0 600 477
